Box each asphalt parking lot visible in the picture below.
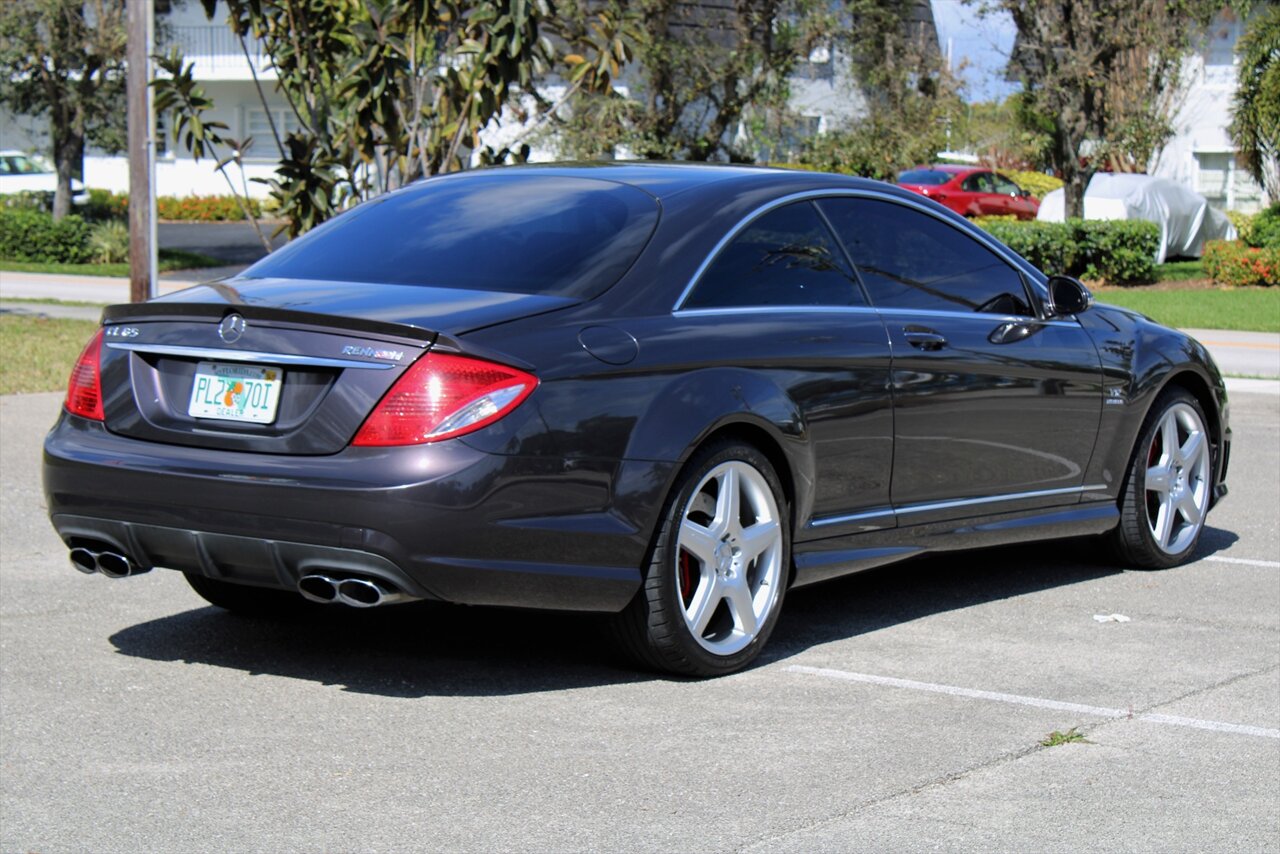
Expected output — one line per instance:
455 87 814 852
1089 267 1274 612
2 389 1277 852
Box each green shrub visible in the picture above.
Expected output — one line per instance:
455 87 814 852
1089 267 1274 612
0 208 90 263
1249 202 1280 248
88 220 130 263
77 191 264 222
0 191 54 213
1203 240 1280 286
979 219 1078 275
157 193 261 221
974 218 1159 284
83 188 129 223
1073 219 1159 284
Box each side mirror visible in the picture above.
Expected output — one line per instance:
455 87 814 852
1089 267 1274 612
1045 275 1092 317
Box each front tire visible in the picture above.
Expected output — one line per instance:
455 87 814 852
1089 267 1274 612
612 441 790 677
1110 388 1212 568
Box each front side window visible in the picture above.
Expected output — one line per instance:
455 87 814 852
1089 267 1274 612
819 197 1033 316
683 202 863 309
962 172 995 193
992 174 1022 195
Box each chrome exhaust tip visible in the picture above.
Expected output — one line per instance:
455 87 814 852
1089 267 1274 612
69 548 99 575
336 577 410 608
298 574 339 604
96 551 136 579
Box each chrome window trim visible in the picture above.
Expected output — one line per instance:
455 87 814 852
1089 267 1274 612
106 342 397 370
809 484 1110 529
674 304 1080 327
671 187 1050 314
675 305 880 318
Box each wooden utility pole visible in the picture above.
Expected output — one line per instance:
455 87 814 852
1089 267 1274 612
127 0 156 303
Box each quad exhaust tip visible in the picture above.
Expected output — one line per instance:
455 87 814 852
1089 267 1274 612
298 573 413 608
68 545 148 578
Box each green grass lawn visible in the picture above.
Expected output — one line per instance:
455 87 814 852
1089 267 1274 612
0 249 223 277
1154 260 1206 282
0 316 99 395
1092 286 1280 333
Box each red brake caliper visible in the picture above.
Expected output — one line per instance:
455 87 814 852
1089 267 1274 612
679 550 695 608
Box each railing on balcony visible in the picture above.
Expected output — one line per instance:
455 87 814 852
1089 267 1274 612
161 25 271 73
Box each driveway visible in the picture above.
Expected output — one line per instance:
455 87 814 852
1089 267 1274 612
1 388 1276 851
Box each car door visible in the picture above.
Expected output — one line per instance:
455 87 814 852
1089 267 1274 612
818 196 1103 526
676 200 895 531
962 172 1004 216
993 173 1035 220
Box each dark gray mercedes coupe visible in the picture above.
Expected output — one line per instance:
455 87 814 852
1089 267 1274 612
44 163 1230 676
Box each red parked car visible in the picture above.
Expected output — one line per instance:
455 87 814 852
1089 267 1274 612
896 165 1040 220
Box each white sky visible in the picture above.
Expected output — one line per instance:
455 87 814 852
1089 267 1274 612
930 0 1019 103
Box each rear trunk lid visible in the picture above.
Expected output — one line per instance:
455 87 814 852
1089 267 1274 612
97 278 576 455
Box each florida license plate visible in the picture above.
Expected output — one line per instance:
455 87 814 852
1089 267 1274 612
187 362 284 424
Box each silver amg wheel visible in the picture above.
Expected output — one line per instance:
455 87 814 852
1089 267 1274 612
612 440 791 676
1143 401 1211 555
675 460 784 656
1112 388 1214 568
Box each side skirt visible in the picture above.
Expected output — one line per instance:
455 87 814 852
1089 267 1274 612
791 501 1118 588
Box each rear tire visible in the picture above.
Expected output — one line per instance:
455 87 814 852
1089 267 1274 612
1110 388 1212 568
184 572 311 616
611 440 790 677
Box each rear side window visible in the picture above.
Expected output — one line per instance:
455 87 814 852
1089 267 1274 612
897 170 950 185
243 173 660 299
819 197 1032 316
683 202 863 309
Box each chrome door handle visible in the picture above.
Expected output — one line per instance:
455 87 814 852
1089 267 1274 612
904 328 948 351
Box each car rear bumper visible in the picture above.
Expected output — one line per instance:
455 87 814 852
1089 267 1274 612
44 413 669 612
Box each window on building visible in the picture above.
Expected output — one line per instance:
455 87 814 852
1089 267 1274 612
244 108 301 156
1195 151 1264 212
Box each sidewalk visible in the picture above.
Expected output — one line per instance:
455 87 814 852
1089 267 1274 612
3 269 1278 387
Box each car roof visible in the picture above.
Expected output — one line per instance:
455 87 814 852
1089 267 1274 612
905 164 989 176
418 161 904 203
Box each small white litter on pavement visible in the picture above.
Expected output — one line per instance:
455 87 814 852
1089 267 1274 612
1093 613 1132 623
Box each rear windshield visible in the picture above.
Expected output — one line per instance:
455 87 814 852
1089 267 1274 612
896 170 950 185
244 173 660 299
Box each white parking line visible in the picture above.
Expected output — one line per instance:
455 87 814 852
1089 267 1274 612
1203 555 1280 568
786 665 1280 740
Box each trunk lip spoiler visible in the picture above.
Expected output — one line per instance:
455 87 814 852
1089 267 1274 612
101 302 437 346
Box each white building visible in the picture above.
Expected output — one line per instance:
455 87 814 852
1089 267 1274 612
1152 8 1270 212
1 1 930 199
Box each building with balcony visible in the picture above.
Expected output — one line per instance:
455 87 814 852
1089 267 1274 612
0 1 936 200
1152 8 1270 212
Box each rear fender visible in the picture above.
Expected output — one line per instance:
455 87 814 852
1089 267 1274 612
623 367 815 520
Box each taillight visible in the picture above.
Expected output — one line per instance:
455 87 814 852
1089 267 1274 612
65 328 105 421
351 352 538 446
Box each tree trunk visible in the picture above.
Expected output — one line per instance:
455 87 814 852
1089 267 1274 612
1054 124 1088 220
50 109 82 221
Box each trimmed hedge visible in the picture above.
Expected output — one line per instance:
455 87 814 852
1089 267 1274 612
975 218 1160 285
1203 240 1280 286
80 189 266 222
0 208 91 263
158 193 263 221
